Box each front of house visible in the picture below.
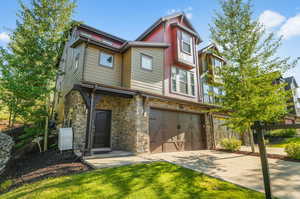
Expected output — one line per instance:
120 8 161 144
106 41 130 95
55 12 240 155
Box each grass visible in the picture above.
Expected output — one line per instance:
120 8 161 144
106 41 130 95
0 162 264 199
268 137 300 148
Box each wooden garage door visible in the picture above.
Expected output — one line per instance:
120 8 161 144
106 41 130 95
149 109 206 153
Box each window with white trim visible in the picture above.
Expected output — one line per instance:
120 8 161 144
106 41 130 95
213 58 223 70
141 54 153 70
99 52 113 68
171 67 195 96
181 32 192 54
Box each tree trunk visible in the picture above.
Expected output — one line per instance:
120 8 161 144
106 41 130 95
8 108 12 128
249 128 255 153
43 115 48 152
43 95 50 152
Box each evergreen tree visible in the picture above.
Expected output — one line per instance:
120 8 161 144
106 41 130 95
0 0 76 150
209 0 298 152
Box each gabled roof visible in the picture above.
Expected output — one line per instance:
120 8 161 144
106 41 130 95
136 12 202 43
199 43 220 54
284 76 299 88
198 43 225 62
71 34 169 53
78 23 127 44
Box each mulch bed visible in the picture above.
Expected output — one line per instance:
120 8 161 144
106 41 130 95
1 149 92 193
216 149 300 163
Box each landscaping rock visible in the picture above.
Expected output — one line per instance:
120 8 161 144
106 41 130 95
0 132 14 175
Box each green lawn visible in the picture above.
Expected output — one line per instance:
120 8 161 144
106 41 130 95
0 162 264 199
268 137 300 148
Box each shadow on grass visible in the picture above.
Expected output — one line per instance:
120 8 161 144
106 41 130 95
1 162 265 199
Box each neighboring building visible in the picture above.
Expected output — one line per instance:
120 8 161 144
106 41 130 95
55 13 239 155
283 76 300 123
198 44 243 144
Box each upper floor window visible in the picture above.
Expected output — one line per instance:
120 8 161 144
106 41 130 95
74 53 79 71
99 52 113 68
171 67 195 96
181 32 192 54
213 58 223 69
141 54 153 70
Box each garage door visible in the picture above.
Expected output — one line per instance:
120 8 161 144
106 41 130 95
149 108 206 153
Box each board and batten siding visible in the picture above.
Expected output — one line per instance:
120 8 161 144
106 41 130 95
130 47 164 95
84 45 122 87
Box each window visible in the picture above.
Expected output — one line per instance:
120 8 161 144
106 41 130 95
99 52 113 68
213 58 223 69
181 32 192 54
201 75 224 104
74 53 79 71
141 54 153 70
171 67 195 96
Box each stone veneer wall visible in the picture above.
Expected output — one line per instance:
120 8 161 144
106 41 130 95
95 95 139 152
64 91 88 152
64 92 215 153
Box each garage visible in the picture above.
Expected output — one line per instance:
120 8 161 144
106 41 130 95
149 108 207 153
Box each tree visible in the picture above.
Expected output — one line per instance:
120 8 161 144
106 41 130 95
0 0 76 150
209 0 298 152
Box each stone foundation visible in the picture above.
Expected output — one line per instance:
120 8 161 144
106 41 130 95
64 91 88 152
62 91 216 154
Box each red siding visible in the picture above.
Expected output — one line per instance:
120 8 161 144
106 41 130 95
78 28 124 48
141 16 200 102
143 24 164 42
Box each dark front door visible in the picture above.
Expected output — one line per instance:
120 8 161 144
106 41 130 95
93 110 111 148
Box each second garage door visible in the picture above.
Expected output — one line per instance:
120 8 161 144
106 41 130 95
149 108 206 153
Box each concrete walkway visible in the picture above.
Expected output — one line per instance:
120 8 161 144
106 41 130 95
84 150 300 199
240 145 286 155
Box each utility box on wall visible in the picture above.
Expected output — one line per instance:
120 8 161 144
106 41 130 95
58 128 73 151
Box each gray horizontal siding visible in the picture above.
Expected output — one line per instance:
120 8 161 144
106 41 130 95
84 46 122 87
131 47 164 95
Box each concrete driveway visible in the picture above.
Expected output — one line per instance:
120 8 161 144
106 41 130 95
85 150 300 199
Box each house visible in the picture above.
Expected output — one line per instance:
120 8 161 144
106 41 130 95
54 12 237 155
283 76 300 123
198 44 243 145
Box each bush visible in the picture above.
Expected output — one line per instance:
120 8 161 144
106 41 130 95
220 138 242 152
0 180 13 192
285 142 300 160
266 129 297 138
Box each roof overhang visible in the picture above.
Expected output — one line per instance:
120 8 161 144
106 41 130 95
78 81 219 110
170 22 202 43
71 36 170 53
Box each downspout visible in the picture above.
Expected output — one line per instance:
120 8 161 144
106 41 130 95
82 39 90 81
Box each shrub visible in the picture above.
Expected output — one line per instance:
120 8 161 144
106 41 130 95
266 129 297 138
0 180 13 192
285 142 300 160
220 138 242 152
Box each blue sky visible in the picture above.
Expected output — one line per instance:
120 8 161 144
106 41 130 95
0 0 299 84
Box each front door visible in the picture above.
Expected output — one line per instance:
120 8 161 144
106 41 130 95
93 110 111 148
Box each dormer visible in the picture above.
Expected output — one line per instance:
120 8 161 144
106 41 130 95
199 44 225 84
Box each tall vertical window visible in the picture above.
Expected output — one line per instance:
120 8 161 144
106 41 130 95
181 32 192 54
99 52 114 68
74 53 79 71
171 67 195 96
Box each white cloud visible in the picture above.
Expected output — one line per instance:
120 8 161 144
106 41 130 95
279 14 300 39
0 32 10 43
259 10 286 29
166 6 193 19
